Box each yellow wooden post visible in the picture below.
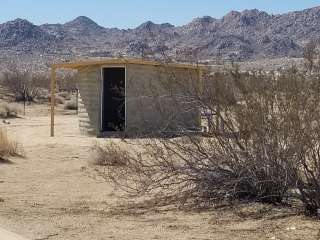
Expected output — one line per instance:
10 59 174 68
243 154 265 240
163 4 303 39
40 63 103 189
50 66 56 137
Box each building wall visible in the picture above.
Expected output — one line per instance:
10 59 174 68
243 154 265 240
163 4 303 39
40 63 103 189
76 64 201 136
77 67 101 136
125 64 201 134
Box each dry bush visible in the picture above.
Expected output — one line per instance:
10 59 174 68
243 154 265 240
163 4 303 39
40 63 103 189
95 138 295 206
54 96 65 105
47 95 65 105
35 88 50 103
2 62 46 103
94 57 320 215
297 136 320 215
57 71 77 92
0 103 21 118
58 91 71 100
303 41 320 74
203 67 320 213
64 99 78 110
0 128 20 160
94 69 299 207
92 142 130 167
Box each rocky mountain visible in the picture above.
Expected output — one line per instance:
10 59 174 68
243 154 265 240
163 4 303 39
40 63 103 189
1 6 320 66
0 18 55 51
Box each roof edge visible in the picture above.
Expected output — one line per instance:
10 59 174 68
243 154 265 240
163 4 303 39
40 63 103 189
52 58 205 70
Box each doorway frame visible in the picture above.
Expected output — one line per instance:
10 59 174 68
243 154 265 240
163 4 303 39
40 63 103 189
100 65 127 134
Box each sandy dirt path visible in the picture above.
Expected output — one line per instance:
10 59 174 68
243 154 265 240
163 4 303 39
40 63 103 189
0 106 320 240
0 227 30 240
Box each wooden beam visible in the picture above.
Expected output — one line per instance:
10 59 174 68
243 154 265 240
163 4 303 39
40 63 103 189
50 67 56 137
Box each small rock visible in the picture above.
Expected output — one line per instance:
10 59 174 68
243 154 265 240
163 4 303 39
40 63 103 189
80 166 86 171
2 119 10 124
286 226 296 231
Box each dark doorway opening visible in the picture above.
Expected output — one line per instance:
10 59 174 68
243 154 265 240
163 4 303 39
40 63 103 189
102 67 125 132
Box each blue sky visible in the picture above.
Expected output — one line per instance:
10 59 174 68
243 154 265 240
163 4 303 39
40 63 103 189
1 0 320 29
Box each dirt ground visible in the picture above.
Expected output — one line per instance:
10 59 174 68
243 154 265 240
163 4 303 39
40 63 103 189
0 104 320 240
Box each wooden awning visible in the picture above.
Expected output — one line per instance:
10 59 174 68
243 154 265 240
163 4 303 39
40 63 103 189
52 58 205 70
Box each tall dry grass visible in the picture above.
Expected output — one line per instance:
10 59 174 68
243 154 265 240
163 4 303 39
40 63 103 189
0 128 20 159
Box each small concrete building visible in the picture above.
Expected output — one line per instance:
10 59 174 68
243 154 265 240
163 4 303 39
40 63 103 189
51 59 203 137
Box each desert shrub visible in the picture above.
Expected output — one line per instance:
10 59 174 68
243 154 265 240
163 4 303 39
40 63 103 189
0 103 21 118
34 88 50 103
64 99 78 110
0 128 20 159
47 95 65 105
2 62 46 103
286 69 320 215
57 71 77 92
93 68 297 206
92 142 130 167
54 96 65 105
58 91 71 100
3 69 34 102
297 139 320 215
95 138 295 206
94 63 320 215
